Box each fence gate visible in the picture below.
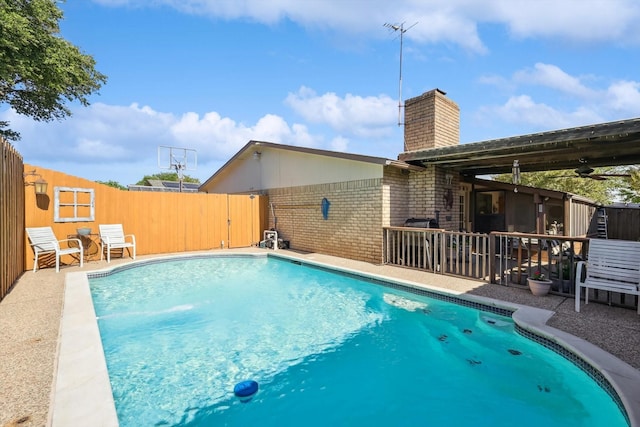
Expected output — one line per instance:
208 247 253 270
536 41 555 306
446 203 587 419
227 195 261 248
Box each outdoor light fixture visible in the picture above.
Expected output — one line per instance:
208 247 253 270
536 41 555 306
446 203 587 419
23 170 48 195
445 173 453 187
512 160 521 193
512 160 521 185
253 151 261 161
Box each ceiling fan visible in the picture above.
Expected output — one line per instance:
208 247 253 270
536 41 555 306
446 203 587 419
567 165 631 180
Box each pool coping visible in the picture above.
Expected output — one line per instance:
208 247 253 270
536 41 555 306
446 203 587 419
50 251 640 426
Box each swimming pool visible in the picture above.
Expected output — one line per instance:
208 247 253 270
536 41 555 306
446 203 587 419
86 254 628 427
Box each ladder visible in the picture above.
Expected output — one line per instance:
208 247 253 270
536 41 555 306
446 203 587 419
596 208 608 239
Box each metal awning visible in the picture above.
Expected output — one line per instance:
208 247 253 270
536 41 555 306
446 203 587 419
398 117 640 176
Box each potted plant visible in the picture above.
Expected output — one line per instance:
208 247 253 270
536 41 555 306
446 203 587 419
527 270 552 296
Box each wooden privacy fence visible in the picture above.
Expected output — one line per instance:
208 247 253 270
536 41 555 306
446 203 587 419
23 164 268 271
604 206 640 241
1 139 25 301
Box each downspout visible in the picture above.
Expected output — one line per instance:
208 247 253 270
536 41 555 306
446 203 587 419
270 202 277 230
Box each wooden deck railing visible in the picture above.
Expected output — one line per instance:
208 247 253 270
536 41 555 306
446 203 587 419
383 227 490 280
383 227 637 310
489 232 589 295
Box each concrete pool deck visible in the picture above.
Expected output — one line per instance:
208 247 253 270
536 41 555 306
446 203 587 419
1 248 639 426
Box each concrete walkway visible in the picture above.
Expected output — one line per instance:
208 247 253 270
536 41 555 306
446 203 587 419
1 249 639 427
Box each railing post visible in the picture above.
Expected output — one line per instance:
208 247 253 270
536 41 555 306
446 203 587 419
489 232 496 284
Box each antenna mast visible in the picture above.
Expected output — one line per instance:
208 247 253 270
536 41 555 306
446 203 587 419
384 22 417 126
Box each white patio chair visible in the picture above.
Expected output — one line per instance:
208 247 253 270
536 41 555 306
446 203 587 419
575 239 640 314
99 224 136 263
26 227 83 272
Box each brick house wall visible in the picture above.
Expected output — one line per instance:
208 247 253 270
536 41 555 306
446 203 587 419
382 167 410 226
266 166 435 264
400 168 458 229
267 178 384 263
264 164 460 265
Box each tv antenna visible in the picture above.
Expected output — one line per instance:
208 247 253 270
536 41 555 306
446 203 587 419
384 21 417 126
157 146 197 192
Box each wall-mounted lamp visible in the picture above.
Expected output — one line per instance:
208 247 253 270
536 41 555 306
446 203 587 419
253 151 262 161
445 173 453 187
24 170 48 195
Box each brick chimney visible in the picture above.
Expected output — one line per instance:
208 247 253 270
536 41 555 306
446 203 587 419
403 89 459 152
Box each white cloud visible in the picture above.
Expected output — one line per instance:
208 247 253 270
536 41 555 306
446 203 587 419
514 63 597 99
285 86 397 138
5 85 398 183
477 95 601 129
474 94 604 134
490 0 640 44
4 102 325 167
476 73 514 92
329 135 349 152
253 114 297 144
605 80 640 113
8 103 174 164
170 111 252 158
475 63 640 131
389 10 486 54
75 138 130 160
91 0 640 51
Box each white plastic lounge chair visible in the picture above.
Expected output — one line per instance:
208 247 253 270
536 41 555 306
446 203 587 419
26 227 83 272
575 238 640 314
99 224 136 263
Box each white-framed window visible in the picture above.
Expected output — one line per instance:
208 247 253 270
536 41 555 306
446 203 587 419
54 187 95 222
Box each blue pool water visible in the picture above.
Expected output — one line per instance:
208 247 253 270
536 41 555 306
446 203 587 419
89 255 628 427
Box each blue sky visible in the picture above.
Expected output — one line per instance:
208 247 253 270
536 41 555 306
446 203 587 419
5 0 640 185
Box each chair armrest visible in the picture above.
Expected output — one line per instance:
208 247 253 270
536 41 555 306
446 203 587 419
125 234 136 244
575 260 587 285
101 236 120 244
58 238 83 249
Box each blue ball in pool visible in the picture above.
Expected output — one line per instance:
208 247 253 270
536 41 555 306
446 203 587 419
234 380 259 402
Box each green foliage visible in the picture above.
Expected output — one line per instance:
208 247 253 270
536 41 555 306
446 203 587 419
616 167 640 203
492 167 632 205
136 172 200 185
96 180 127 190
0 0 107 140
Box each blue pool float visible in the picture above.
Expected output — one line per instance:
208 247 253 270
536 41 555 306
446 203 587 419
234 380 259 402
